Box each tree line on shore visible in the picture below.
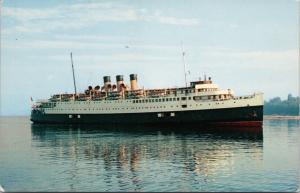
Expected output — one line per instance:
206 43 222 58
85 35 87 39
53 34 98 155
264 94 299 116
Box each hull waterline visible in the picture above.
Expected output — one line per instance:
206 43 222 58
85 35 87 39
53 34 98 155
31 105 263 129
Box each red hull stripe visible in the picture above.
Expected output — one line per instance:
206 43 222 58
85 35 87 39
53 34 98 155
211 121 263 127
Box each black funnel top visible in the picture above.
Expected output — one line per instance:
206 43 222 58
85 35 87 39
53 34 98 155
103 76 111 83
130 74 137 81
116 75 124 81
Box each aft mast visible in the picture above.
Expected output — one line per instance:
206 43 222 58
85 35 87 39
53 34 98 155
70 52 77 98
181 42 188 88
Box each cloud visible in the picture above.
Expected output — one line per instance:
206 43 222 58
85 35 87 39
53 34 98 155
1 1 200 34
2 35 179 52
146 10 200 26
229 23 239 29
69 2 118 10
49 53 178 65
3 34 297 77
205 49 298 70
2 7 60 22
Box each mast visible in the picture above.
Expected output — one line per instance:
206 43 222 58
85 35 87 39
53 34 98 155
181 42 188 88
70 52 77 96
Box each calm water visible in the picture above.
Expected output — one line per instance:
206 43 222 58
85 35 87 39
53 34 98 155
0 117 299 192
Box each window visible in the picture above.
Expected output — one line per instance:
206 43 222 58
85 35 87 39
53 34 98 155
166 98 169 101
181 97 186 101
159 99 161 102
155 99 158 102
188 97 191 100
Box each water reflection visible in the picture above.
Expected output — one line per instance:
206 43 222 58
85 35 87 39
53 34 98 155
31 124 263 191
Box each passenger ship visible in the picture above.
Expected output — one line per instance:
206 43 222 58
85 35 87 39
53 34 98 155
30 73 264 127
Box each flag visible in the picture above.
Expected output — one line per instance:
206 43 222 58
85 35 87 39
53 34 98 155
30 97 33 102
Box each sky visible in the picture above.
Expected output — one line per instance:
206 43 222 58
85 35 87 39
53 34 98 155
0 0 299 115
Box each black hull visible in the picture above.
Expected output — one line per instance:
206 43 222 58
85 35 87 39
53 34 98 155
31 105 263 127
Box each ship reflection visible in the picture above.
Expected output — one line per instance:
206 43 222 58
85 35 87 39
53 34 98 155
31 123 263 140
31 124 263 190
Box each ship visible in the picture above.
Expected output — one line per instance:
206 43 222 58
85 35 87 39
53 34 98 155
31 75 264 127
30 52 263 127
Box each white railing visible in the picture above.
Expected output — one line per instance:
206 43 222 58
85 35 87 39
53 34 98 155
233 92 263 100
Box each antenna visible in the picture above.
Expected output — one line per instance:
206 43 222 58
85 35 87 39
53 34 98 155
181 42 188 88
70 52 77 96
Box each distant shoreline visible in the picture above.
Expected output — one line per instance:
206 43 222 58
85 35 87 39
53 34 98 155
264 115 300 120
